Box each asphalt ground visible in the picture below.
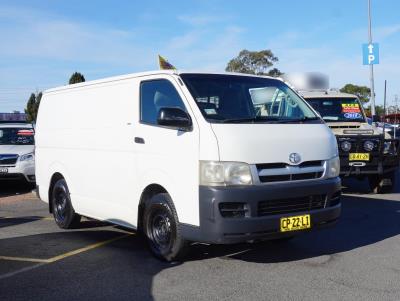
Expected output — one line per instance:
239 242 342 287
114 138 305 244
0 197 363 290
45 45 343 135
0 177 400 301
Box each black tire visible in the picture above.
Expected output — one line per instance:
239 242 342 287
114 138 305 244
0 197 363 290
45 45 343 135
143 193 188 262
368 172 395 194
368 175 380 193
51 178 81 229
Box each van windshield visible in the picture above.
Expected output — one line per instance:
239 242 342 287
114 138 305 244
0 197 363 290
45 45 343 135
305 98 366 122
180 74 319 123
0 128 34 145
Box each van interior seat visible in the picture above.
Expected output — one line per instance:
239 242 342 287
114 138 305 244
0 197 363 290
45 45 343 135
219 88 251 119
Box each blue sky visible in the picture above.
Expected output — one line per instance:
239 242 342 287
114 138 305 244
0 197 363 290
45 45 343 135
1 0 400 112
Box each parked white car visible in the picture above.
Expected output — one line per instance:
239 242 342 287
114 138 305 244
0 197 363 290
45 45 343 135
0 122 35 186
35 70 341 261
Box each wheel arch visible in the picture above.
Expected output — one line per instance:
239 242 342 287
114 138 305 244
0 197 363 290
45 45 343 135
137 184 168 231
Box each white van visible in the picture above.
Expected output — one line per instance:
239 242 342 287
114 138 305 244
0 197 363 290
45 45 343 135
0 122 35 186
35 71 341 261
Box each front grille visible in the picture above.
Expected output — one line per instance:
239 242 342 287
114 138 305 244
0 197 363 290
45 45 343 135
330 125 360 129
256 162 287 170
0 173 25 180
258 195 326 216
259 172 322 183
298 160 323 168
0 154 18 166
256 160 325 183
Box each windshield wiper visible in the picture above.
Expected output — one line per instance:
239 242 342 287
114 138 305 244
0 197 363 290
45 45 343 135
221 116 280 123
277 116 321 123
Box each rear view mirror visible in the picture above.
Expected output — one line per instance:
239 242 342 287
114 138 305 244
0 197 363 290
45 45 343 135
157 107 192 130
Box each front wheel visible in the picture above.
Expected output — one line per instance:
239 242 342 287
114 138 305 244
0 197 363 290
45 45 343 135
51 178 81 229
143 193 188 262
368 172 396 194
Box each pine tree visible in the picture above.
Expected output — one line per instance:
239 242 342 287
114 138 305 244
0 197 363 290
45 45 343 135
24 92 43 123
25 93 36 122
69 72 86 85
34 92 42 121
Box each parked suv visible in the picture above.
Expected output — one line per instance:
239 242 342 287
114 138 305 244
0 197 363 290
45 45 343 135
0 121 35 186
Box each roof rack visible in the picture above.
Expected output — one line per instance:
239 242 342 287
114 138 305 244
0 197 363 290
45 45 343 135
297 89 328 93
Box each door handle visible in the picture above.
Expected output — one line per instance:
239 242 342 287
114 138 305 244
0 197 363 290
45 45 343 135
134 137 145 144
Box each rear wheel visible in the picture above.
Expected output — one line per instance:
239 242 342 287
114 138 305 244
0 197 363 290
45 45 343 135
143 193 188 262
51 178 81 229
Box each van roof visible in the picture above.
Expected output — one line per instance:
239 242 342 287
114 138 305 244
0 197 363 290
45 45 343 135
299 90 358 99
44 70 279 94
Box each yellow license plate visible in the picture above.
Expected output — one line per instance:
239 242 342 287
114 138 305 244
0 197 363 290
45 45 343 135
280 214 311 232
349 153 370 161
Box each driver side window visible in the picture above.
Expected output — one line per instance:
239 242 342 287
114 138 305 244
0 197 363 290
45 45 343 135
140 79 186 125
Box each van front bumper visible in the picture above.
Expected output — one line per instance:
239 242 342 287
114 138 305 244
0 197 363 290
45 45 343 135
181 177 341 244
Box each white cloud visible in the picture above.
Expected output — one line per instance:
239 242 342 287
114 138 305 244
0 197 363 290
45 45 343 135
0 5 150 67
375 24 400 40
163 25 246 71
0 6 246 111
177 14 228 27
348 23 400 42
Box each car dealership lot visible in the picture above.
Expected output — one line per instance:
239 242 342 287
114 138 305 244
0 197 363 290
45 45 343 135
1 179 400 301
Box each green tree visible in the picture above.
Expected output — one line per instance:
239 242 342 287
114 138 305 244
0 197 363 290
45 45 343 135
25 92 42 122
340 84 371 103
266 67 283 77
69 72 86 84
364 105 385 117
225 49 282 76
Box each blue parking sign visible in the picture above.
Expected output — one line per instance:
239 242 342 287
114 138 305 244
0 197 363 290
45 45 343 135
362 43 379 65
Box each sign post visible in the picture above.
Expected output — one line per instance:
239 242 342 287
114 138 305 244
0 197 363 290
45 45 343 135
363 43 379 65
365 0 377 117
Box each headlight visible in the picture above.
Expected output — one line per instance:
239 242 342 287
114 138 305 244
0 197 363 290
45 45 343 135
200 161 252 186
363 140 374 151
19 152 34 162
384 141 392 154
340 141 352 152
327 156 340 178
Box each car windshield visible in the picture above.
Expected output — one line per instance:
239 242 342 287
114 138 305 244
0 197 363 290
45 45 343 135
305 97 366 122
180 74 318 123
0 128 34 145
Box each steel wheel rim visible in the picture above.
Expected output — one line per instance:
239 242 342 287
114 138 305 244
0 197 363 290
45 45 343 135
54 185 68 222
150 210 172 251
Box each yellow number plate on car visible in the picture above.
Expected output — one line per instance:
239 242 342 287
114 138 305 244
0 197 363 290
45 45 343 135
349 153 370 161
280 214 311 232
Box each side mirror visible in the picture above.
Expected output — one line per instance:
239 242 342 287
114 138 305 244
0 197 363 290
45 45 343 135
157 107 192 130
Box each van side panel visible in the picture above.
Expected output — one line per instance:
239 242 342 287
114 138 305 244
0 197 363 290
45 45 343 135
36 80 139 227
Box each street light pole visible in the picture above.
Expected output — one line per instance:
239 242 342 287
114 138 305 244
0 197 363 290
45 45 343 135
368 0 376 117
